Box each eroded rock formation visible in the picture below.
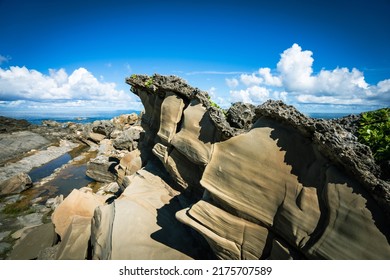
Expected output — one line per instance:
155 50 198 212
121 74 390 259
41 74 390 260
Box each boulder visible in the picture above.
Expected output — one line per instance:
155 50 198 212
226 102 256 130
51 189 106 239
86 155 117 183
88 132 106 143
92 120 115 137
116 149 142 186
0 173 32 195
112 126 143 151
112 113 139 129
45 195 64 211
55 216 92 260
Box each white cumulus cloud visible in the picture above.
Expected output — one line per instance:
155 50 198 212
227 43 390 109
0 66 140 111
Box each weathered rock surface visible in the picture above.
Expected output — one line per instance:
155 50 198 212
123 74 390 260
0 131 50 165
0 172 32 195
10 223 57 260
91 162 207 260
10 74 387 260
86 155 118 183
51 189 106 239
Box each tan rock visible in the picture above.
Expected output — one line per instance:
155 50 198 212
0 172 32 195
51 189 106 239
55 216 91 260
306 166 390 259
91 203 115 260
92 167 200 260
116 149 142 186
157 92 184 144
177 200 269 259
171 99 216 165
88 132 106 143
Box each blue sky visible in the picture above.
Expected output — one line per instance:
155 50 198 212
0 0 389 115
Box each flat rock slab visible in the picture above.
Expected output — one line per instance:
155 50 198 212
10 223 57 260
0 140 79 183
0 131 49 165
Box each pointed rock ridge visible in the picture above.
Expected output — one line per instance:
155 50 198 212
125 74 390 259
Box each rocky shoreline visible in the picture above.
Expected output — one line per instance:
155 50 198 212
0 74 389 259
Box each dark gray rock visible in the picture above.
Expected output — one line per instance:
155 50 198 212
10 223 57 260
113 127 142 151
86 155 117 183
226 102 256 130
92 120 115 137
0 116 33 133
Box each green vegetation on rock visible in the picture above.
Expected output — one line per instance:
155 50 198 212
357 108 390 162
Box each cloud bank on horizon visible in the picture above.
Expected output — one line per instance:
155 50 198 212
0 43 389 114
0 65 141 113
226 44 390 109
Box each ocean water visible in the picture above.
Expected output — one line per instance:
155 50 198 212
1 110 356 125
306 112 357 119
2 110 141 125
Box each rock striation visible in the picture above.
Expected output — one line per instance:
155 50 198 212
29 74 389 260
123 74 390 259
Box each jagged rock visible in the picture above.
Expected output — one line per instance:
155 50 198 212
92 120 115 137
255 100 390 218
0 172 32 195
113 126 143 151
112 113 139 129
51 189 106 239
226 102 256 130
0 116 32 133
115 75 390 260
86 155 117 183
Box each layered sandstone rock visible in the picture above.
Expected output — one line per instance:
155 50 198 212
123 74 390 260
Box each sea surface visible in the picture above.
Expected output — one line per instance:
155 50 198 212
2 110 141 125
1 110 356 125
